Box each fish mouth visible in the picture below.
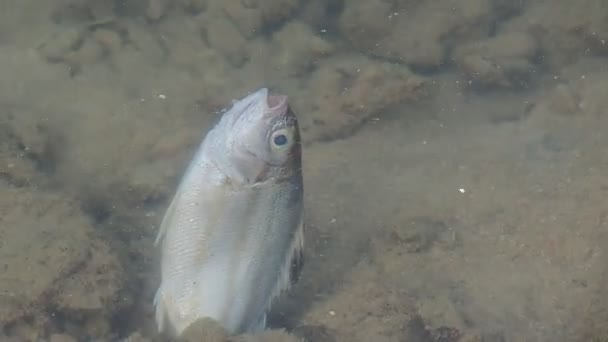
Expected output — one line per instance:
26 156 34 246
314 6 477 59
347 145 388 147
265 94 288 117
231 88 288 121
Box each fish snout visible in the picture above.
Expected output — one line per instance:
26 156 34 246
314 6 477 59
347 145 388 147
266 94 288 118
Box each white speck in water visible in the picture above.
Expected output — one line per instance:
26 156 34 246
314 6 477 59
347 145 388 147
329 311 336 316
459 188 466 193
158 94 167 99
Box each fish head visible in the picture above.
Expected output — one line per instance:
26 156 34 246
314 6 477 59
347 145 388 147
214 88 301 184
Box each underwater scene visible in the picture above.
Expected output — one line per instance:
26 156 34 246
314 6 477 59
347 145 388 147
1 0 608 341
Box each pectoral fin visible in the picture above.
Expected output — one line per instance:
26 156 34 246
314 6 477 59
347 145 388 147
154 190 180 247
289 220 305 285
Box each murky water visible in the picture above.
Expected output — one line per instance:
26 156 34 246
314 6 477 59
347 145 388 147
1 0 608 341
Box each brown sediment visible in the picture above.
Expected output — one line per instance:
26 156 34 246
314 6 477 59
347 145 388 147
1 0 608 340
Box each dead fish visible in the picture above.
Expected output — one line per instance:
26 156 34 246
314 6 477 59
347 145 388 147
153 88 304 337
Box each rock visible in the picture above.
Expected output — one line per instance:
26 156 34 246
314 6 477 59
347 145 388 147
37 28 84 63
122 331 152 342
453 32 540 89
545 84 582 116
175 318 303 342
527 63 608 118
87 2 116 20
298 0 343 30
146 0 171 20
502 0 608 70
49 334 78 342
388 217 451 254
234 329 303 342
297 55 427 142
204 14 248 67
179 0 207 15
292 324 336 342
339 0 520 69
299 264 416 341
219 0 264 38
256 0 300 26
215 0 299 38
1 103 56 176
38 24 126 74
178 318 229 342
269 21 334 76
0 144 40 188
0 188 128 339
92 28 123 53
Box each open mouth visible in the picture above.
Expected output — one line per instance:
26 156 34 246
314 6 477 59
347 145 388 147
266 94 288 116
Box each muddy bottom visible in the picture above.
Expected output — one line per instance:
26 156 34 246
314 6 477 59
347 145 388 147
1 0 608 341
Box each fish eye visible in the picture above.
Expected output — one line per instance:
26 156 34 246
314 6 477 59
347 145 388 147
273 134 288 146
271 128 293 150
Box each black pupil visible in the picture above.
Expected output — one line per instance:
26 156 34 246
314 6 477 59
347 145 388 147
274 134 288 146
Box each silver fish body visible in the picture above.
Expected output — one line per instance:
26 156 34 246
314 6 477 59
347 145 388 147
153 88 304 336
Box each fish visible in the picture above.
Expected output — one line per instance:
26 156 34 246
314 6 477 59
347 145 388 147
153 87 304 337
